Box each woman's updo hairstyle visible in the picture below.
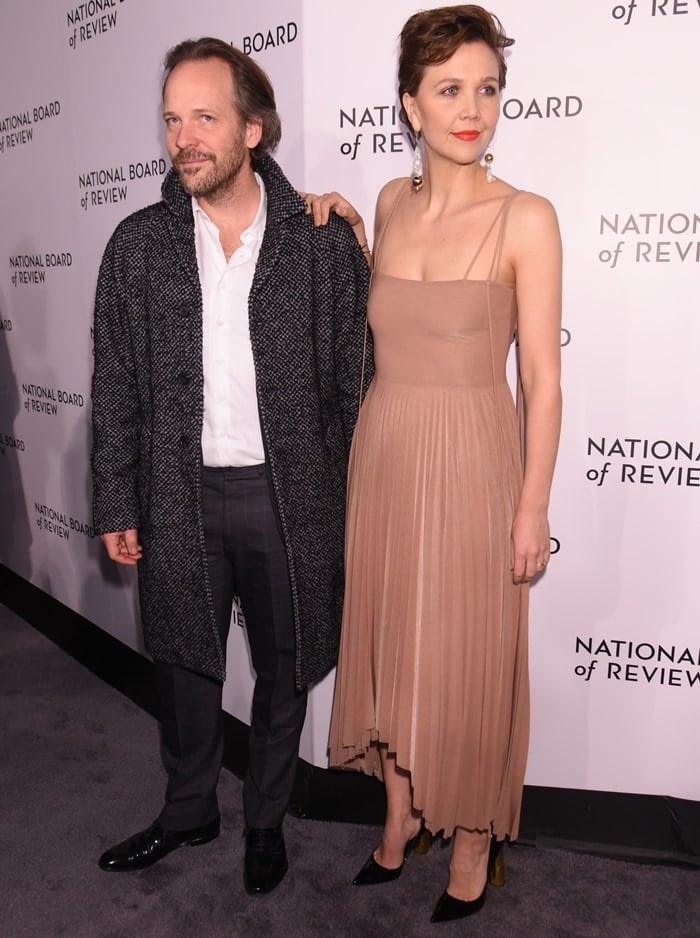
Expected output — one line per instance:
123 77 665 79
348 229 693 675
398 5 514 140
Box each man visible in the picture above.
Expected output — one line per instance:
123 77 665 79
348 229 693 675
91 38 370 895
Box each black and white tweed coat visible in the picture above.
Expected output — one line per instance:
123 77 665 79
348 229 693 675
91 156 371 687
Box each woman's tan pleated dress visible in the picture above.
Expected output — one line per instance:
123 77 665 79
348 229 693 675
328 184 530 841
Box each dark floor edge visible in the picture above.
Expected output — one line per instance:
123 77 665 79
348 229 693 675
2 563 699 867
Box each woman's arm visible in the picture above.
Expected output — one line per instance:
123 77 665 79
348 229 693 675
509 193 563 583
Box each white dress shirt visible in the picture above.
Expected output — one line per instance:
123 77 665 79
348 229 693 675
193 175 267 467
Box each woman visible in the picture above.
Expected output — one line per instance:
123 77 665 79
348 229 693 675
307 5 561 922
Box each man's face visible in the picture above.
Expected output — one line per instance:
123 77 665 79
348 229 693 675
162 57 262 201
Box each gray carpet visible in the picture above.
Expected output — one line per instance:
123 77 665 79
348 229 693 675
1 603 698 938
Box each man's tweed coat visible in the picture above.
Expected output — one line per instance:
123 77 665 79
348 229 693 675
91 155 371 688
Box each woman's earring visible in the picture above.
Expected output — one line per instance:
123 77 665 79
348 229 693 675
483 148 495 184
411 133 424 192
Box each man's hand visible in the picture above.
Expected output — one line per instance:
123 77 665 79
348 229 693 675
101 528 143 566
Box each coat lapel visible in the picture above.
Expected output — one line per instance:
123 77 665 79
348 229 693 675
250 156 307 304
160 169 200 290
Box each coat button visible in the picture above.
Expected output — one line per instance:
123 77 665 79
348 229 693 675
178 371 190 386
180 434 190 447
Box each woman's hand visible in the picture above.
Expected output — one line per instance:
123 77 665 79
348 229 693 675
510 506 550 583
299 190 371 266
299 190 363 229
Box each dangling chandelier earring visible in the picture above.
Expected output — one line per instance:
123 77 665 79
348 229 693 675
483 145 495 184
411 132 424 192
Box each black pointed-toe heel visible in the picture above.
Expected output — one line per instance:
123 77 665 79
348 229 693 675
430 884 487 923
352 822 427 886
352 852 404 886
430 834 501 923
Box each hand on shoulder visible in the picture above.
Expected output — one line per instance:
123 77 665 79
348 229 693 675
299 188 372 264
299 190 362 229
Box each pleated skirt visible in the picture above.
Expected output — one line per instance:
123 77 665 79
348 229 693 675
328 376 530 840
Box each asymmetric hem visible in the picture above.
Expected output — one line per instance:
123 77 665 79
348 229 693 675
328 188 529 840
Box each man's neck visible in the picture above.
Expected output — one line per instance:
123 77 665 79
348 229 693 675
196 165 263 262
196 162 261 236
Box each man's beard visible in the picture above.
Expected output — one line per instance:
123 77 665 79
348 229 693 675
174 141 248 200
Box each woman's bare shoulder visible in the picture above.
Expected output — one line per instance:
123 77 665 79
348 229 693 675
376 177 409 210
503 191 563 277
510 189 559 223
373 177 410 233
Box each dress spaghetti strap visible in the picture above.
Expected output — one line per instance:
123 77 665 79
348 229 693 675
464 192 521 281
356 181 411 415
372 180 410 271
374 184 522 284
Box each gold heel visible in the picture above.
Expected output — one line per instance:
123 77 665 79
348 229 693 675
413 827 432 856
403 820 429 857
487 837 506 887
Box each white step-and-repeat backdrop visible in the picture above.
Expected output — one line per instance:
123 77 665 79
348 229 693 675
1 1 698 798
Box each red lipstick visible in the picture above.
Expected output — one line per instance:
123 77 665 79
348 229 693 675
453 131 480 142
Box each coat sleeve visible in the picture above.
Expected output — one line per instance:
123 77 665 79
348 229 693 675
90 226 141 535
328 219 373 450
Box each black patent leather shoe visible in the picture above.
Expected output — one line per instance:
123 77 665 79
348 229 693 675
244 827 288 895
430 834 502 922
352 852 404 886
352 822 427 886
98 818 220 872
430 883 487 923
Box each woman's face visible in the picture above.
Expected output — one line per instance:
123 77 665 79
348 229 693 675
403 40 501 169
